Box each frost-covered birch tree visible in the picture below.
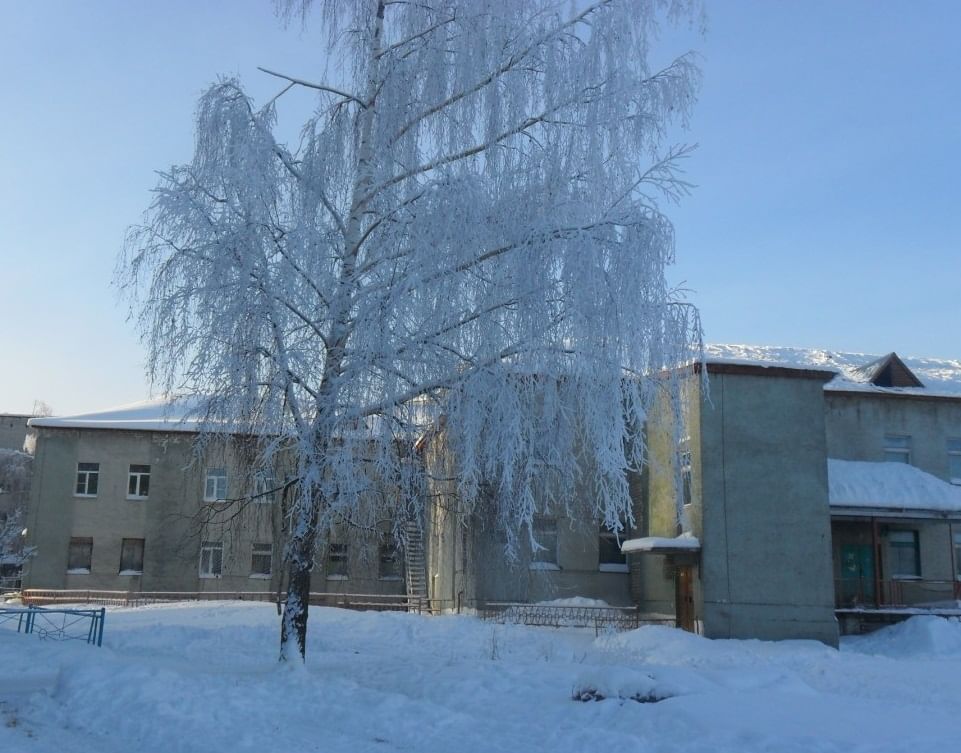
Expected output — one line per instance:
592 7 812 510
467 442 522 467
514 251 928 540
120 0 703 662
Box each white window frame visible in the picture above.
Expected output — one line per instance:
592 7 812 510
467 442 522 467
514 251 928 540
530 516 559 571
199 541 223 578
127 464 151 499
250 543 272 579
883 435 912 464
253 469 276 504
204 468 228 502
948 439 961 485
75 462 100 497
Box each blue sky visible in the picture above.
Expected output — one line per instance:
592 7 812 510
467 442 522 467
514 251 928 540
1 1 958 415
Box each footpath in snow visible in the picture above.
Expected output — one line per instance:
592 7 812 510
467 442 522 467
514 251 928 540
2 602 960 753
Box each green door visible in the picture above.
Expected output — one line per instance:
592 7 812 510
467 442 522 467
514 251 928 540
840 544 876 606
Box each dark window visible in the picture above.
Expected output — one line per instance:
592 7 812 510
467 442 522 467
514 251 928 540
75 463 99 496
680 450 693 507
67 537 93 572
378 540 402 580
599 527 628 571
127 465 150 498
251 543 272 577
119 538 145 573
327 543 348 579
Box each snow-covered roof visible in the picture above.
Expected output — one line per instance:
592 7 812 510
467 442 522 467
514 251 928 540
705 344 961 398
27 396 207 433
828 459 961 515
621 533 700 554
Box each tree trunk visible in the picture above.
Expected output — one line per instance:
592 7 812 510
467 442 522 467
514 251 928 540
279 503 320 662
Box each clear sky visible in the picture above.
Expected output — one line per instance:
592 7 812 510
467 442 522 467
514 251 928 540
1 1 958 415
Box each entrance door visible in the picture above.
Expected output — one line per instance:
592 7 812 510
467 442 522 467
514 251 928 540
840 544 876 606
674 564 696 632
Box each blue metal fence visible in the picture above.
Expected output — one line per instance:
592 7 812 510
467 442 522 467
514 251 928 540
0 605 105 646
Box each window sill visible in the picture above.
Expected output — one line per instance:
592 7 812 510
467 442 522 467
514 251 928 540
119 570 143 576
598 563 629 573
378 575 403 582
66 568 90 575
326 574 349 581
199 573 222 579
126 496 148 501
202 498 226 504
529 562 560 571
249 573 271 580
73 494 97 499
891 575 922 581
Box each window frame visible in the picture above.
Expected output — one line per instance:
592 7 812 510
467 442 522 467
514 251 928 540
199 541 224 578
883 434 912 464
948 438 961 485
888 529 921 579
67 537 93 573
204 468 228 502
126 464 151 500
530 516 559 570
250 542 273 579
74 462 100 497
119 538 145 575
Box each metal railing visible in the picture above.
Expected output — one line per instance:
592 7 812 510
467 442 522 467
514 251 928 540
478 602 671 633
0 604 105 646
835 578 961 609
21 589 428 613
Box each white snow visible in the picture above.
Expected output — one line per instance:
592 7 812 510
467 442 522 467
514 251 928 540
705 344 961 397
2 602 961 752
829 459 961 513
28 396 206 432
621 533 700 553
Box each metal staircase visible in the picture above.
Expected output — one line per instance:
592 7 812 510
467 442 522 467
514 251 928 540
403 520 429 613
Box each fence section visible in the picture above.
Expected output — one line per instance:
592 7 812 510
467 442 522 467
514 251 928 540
477 602 672 633
0 604 105 646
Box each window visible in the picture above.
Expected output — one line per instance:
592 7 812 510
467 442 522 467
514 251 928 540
199 541 223 577
599 526 628 572
250 543 272 578
127 464 150 499
378 540 402 580
948 439 961 484
530 516 558 569
67 537 93 573
884 435 911 464
119 538 145 574
204 468 228 501
326 542 348 579
680 450 693 507
75 462 99 496
253 469 276 504
888 530 920 578
955 533 961 581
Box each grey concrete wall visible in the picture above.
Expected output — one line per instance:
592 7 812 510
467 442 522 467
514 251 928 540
825 392 961 483
697 370 839 646
0 415 30 452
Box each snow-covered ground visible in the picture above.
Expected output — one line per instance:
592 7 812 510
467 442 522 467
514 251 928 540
2 603 960 752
